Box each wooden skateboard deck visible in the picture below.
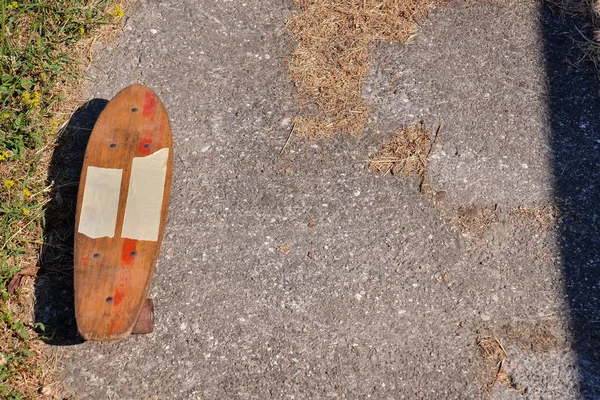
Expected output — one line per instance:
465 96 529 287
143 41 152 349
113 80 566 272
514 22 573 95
74 84 172 341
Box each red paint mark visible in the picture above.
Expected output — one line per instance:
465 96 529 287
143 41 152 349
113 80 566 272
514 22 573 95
121 238 138 267
142 90 157 117
107 238 139 335
113 284 126 306
81 257 88 266
108 307 126 333
138 137 153 155
141 90 162 152
159 119 167 130
108 282 127 334
156 117 168 148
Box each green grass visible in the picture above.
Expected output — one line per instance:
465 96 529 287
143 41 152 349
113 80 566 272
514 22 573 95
0 0 124 397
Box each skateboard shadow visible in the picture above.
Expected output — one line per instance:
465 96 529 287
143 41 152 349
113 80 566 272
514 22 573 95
541 5 600 398
35 98 108 346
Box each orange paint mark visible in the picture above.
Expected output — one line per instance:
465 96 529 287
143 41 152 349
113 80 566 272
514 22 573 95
81 257 88 266
121 238 138 267
143 90 157 117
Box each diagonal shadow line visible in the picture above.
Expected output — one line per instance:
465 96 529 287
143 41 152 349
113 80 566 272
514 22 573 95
541 4 600 398
35 98 108 346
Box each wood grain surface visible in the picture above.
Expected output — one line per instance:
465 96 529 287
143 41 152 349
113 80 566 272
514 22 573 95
74 84 172 341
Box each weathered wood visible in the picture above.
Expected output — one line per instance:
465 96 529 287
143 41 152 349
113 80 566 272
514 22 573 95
74 84 172 341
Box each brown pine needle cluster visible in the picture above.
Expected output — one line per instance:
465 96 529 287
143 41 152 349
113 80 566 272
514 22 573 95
477 334 508 364
369 124 432 177
545 0 600 66
287 0 436 139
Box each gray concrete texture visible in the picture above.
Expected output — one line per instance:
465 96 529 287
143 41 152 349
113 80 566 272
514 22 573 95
54 0 597 398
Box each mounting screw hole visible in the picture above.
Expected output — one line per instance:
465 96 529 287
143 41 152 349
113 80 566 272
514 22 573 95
143 143 150 149
131 107 139 112
109 143 117 148
130 251 137 257
106 297 114 303
93 253 101 259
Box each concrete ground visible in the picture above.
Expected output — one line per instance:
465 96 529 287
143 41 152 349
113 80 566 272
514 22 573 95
40 0 600 398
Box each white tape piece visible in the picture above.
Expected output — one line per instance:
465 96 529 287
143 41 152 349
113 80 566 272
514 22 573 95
78 166 123 238
121 148 169 241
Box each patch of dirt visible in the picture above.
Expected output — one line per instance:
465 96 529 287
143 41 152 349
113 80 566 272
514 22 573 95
287 0 436 139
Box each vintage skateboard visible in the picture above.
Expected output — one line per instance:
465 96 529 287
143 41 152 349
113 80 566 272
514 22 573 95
74 84 172 341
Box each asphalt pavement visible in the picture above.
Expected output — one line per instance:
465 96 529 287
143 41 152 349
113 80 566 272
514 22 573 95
46 0 600 398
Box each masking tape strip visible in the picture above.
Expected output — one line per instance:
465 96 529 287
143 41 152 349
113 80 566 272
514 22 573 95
121 148 169 241
78 166 123 238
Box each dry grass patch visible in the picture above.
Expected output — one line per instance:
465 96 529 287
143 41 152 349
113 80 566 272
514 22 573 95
476 319 565 393
511 204 558 231
547 0 600 23
546 0 600 66
476 332 521 392
287 0 436 139
477 333 507 364
368 124 432 177
454 204 499 235
477 332 509 386
500 318 563 354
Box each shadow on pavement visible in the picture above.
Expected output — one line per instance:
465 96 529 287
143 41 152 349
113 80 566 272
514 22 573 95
35 99 108 346
541 5 600 397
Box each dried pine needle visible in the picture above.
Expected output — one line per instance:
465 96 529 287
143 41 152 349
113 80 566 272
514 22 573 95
369 124 432 177
287 0 436 138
